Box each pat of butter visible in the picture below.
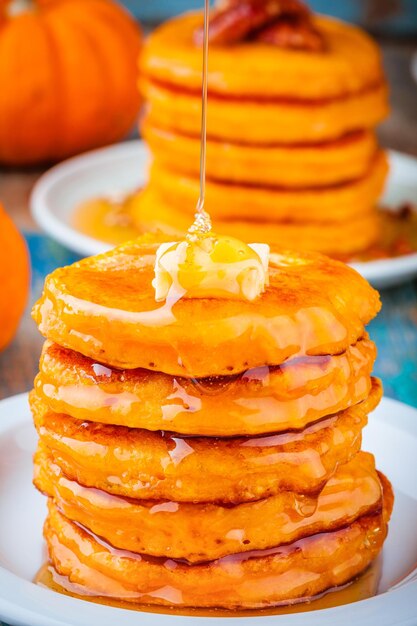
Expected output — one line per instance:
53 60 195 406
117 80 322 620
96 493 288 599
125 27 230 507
153 236 270 302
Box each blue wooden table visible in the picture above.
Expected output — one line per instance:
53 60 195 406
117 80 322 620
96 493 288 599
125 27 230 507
369 282 417 406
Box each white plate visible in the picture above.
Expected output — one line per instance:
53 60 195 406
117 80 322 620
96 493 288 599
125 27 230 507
30 142 417 288
0 392 416 626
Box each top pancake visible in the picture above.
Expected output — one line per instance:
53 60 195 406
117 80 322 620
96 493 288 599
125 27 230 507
141 12 385 100
33 235 380 376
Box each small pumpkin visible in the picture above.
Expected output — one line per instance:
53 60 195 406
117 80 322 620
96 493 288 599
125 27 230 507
0 0 142 165
0 203 30 351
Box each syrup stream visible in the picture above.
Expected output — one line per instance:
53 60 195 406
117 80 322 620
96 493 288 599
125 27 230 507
197 0 209 214
187 0 212 240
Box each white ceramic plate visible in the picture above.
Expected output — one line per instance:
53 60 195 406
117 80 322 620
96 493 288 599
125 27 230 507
0 392 416 626
30 142 417 289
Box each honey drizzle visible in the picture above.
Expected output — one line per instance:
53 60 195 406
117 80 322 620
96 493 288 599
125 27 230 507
187 0 212 240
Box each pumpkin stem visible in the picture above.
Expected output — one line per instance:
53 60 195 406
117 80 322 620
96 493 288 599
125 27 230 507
5 0 34 17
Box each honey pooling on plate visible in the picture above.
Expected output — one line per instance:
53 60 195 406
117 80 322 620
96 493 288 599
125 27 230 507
31 0 393 612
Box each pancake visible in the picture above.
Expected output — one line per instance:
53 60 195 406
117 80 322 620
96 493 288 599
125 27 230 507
142 77 388 144
146 149 388 223
32 379 381 503
141 13 385 100
142 122 379 187
35 451 383 562
32 236 381 376
36 337 376 435
43 476 393 609
132 188 380 256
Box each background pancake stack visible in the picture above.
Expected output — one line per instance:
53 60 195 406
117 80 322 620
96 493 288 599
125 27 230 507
135 4 390 257
30 238 393 609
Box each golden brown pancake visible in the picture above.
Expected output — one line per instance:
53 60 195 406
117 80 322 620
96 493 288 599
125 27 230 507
141 13 385 100
146 149 388 223
43 476 392 609
35 337 376 435
32 379 381 503
142 77 388 144
142 122 379 188
32 236 381 376
132 187 381 257
35 451 383 562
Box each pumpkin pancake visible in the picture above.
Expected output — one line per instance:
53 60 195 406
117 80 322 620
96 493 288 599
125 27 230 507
142 122 379 187
32 379 381 504
35 338 376 436
35 451 383 562
32 236 381 376
146 149 388 223
132 188 380 257
141 13 385 100
44 476 392 609
142 77 388 144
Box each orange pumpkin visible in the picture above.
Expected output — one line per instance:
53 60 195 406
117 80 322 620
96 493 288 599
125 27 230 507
0 204 30 351
0 0 142 165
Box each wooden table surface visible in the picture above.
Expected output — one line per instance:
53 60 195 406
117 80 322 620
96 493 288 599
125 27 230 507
0 40 417 407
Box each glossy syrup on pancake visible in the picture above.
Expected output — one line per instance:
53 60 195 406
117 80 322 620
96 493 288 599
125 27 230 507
35 491 391 611
35 557 382 616
32 382 379 503
35 338 376 435
34 451 383 562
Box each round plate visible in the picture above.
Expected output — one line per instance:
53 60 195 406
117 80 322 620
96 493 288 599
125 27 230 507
30 142 417 288
0 393 416 626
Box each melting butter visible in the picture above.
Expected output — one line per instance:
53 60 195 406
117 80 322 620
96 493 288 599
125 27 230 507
153 235 269 302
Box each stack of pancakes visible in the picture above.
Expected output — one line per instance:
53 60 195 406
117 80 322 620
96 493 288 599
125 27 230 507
134 9 389 257
31 236 393 609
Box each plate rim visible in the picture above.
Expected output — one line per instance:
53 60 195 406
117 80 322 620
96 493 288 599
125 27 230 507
0 392 416 626
29 143 417 286
30 140 147 258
